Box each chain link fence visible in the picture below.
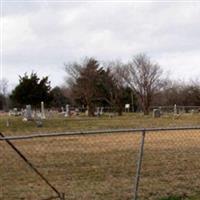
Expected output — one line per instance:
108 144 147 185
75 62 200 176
1 127 200 200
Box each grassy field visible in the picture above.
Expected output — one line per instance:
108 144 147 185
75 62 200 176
0 113 200 200
1 112 200 135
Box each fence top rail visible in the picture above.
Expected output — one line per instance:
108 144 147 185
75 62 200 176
1 126 200 141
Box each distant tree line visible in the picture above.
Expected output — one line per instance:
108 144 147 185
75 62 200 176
154 80 200 107
64 54 164 116
0 78 9 111
64 54 200 115
1 53 200 115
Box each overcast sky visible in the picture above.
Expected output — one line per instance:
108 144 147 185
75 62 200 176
1 1 200 91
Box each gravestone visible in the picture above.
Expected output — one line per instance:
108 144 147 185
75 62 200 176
75 108 79 115
35 112 43 127
41 101 46 119
61 107 64 113
95 107 100 116
174 104 179 115
47 109 54 118
9 108 21 116
85 110 89 116
153 109 161 118
23 105 32 121
32 110 36 118
13 108 18 116
173 104 182 119
65 104 70 117
100 107 104 115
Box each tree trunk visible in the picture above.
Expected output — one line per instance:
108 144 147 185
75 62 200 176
87 103 95 117
143 97 150 115
143 107 149 115
117 105 123 116
140 95 150 115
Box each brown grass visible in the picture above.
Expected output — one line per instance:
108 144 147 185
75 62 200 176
1 112 200 136
1 130 200 200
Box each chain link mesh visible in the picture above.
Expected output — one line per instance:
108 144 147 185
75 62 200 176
139 130 200 200
1 132 140 200
1 129 200 200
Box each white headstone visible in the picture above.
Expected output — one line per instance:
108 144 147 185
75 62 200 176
23 105 32 121
9 108 21 116
41 101 46 119
85 110 88 116
65 104 70 117
13 108 18 116
35 112 43 127
95 107 100 116
100 107 103 115
174 104 178 115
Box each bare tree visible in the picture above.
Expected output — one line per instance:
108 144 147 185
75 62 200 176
153 78 200 108
121 54 163 115
104 61 127 115
64 61 82 88
0 78 8 96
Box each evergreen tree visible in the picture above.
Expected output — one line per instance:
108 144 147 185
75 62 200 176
10 72 52 108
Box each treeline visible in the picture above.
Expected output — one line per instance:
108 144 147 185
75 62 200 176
154 80 200 107
0 79 9 111
0 54 200 115
64 54 200 115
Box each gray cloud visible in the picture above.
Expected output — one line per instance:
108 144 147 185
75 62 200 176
1 1 200 90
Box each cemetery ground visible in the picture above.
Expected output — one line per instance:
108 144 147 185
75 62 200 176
1 113 200 200
1 112 200 135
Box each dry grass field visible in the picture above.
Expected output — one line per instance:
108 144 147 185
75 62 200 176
1 113 200 200
1 112 200 135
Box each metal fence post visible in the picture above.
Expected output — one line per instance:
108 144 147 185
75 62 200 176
133 130 146 200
